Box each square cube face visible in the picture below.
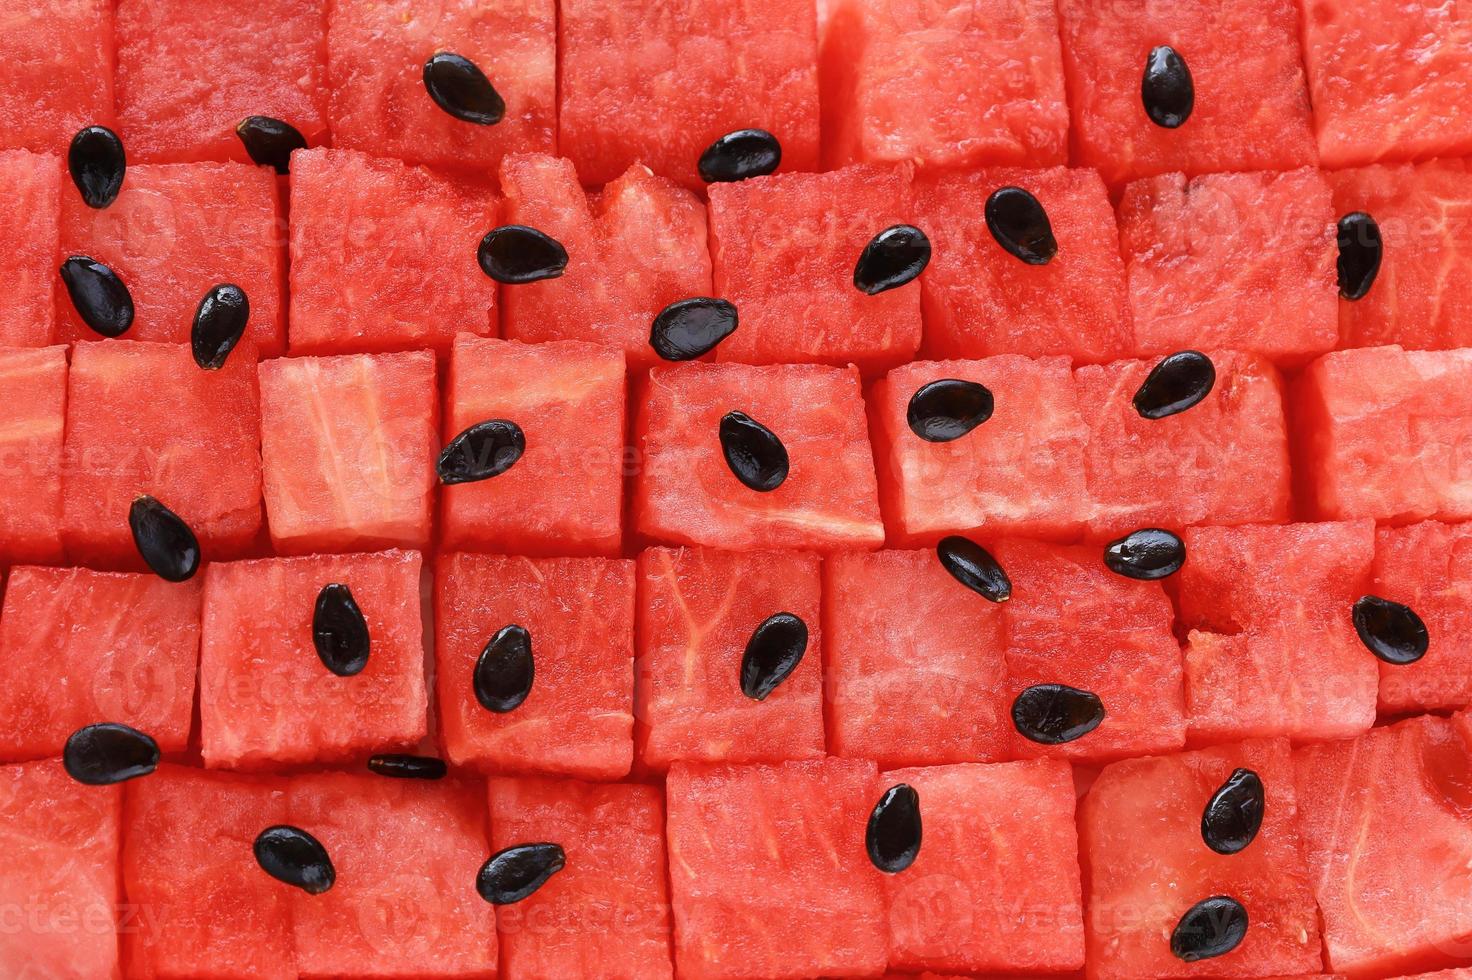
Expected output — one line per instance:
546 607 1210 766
1083 738 1323 979
0 346 66 564
489 776 673 979
0 151 59 347
327 0 555 172
870 356 1089 544
1057 0 1316 185
0 0 113 155
1119 169 1338 366
115 0 327 164
709 165 921 371
199 550 427 770
62 341 263 569
289 148 497 355
442 336 626 558
498 154 713 365
824 549 1007 769
559 0 820 188
635 362 885 553
58 162 285 354
1374 521 1472 713
636 547 825 770
258 350 437 554
435 554 636 780
666 758 888 980
821 0 1068 170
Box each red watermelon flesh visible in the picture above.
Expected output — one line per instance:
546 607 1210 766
0 150 60 347
1393 972 1472 979
489 775 673 979
884 759 1085 975
0 0 114 155
665 758 888 980
442 335 626 558
0 346 65 565
435 553 636 780
1373 521 1472 714
499 153 712 364
636 546 825 770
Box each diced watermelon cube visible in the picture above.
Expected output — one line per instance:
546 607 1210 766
0 346 66 564
498 153 712 364
489 775 673 977
0 0 114 155
1118 169 1338 365
442 335 625 558
635 362 885 552
1056 0 1317 185
115 0 328 164
435 553 636 780
635 547 825 769
1373 521 1472 714
258 350 437 554
914 167 1131 364
62 340 263 568
666 758 888 979
708 164 921 371
288 148 497 355
820 0 1069 170
0 151 60 347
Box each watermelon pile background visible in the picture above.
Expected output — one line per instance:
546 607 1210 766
6 0 1472 977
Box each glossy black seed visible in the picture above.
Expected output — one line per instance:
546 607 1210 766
128 496 200 583
474 624 534 713
936 535 1011 603
1133 350 1216 420
1352 595 1430 665
477 225 568 284
68 125 125 209
853 224 932 295
477 843 565 905
866 783 922 874
740 612 809 701
254 825 335 895
1012 684 1106 745
1104 528 1186 581
438 419 526 484
698 128 782 183
650 297 739 361
1337 211 1383 301
235 116 307 175
60 256 134 337
984 186 1057 265
367 754 448 780
1201 768 1265 855
1142 45 1195 129
1171 896 1249 962
719 411 789 492
907 379 994 442
191 283 250 370
63 723 159 785
313 583 370 677
423 52 506 126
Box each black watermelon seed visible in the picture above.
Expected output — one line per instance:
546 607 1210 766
191 283 250 370
1103 528 1186 581
60 256 134 337
1201 768 1265 856
367 754 448 780
477 225 568 284
423 52 506 126
67 125 125 209
853 224 932 295
740 612 809 701
477 843 565 905
719 411 789 492
984 186 1057 265
698 128 782 183
866 783 922 874
254 825 335 895
474 624 534 713
1352 595 1429 665
438 419 526 484
649 297 739 361
1337 211 1383 301
936 535 1011 603
1142 45 1195 129
313 583 370 677
907 379 995 442
62 723 159 785
234 116 307 175
1171 896 1249 962
1133 350 1216 420
128 496 200 583
1012 684 1106 745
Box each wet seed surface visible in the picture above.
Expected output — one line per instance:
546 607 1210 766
1337 211 1383 301
438 419 526 484
719 411 790 492
254 825 336 895
985 186 1057 265
936 535 1011 603
1133 350 1216 420
853 224 932 295
68 125 125 209
129 496 200 583
475 624 535 713
1012 684 1106 744
1103 528 1185 580
698 128 782 183
423 52 506 126
60 256 134 337
191 283 251 370
235 116 307 174
478 225 569 284
367 754 448 780
1142 45 1194 129
649 297 739 361
866 783 922 874
313 583 370 677
478 843 566 905
740 612 809 701
1352 595 1430 665
1171 896 1249 962
907 379 995 442
1201 768 1265 855
63 723 159 786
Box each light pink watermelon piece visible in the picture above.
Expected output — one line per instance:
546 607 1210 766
1373 521 1472 714
0 151 60 347
0 346 66 564
0 0 114 155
